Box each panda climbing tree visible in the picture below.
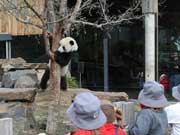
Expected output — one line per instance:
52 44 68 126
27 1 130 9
1 0 142 134
40 37 78 91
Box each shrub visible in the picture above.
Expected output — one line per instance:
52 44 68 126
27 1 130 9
67 76 79 88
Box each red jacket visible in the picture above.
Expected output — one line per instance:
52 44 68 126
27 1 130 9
103 123 125 135
72 123 125 135
72 126 107 135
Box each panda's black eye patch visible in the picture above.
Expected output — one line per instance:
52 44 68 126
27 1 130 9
69 40 74 46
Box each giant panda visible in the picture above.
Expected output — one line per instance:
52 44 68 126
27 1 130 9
40 37 78 91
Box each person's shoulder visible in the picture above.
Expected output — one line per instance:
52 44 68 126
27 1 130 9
138 108 160 119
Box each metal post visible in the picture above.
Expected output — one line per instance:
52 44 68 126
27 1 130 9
5 41 8 59
155 12 159 81
142 0 158 82
145 14 155 81
103 37 109 92
8 41 11 59
79 73 82 88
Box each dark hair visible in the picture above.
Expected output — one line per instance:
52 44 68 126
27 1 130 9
101 104 115 123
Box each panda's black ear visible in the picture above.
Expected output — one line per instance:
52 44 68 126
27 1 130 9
69 40 74 46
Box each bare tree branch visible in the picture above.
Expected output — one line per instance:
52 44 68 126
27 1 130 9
23 0 44 24
70 0 142 30
0 0 43 29
70 0 82 20
42 0 52 57
98 0 109 22
15 16 43 29
59 0 67 17
65 0 82 32
73 15 143 29
47 0 57 33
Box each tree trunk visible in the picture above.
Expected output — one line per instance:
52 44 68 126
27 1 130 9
46 60 61 135
46 32 62 135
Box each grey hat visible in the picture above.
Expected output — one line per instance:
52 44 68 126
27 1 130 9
138 81 168 108
172 84 180 101
67 92 106 130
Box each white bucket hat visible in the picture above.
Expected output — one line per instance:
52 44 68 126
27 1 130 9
138 81 168 108
67 92 106 130
172 84 180 101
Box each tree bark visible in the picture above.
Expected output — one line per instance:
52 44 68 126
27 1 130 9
46 31 62 135
46 60 61 135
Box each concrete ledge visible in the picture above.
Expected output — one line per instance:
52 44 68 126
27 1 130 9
0 118 13 135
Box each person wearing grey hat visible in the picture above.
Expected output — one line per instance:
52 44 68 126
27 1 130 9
66 92 107 135
129 81 168 135
165 84 180 135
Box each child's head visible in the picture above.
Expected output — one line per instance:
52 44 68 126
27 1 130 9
67 92 107 130
138 81 168 108
159 74 168 81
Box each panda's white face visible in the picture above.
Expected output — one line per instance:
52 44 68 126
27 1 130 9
58 37 78 53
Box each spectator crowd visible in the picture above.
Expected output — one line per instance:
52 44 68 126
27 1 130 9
66 81 180 135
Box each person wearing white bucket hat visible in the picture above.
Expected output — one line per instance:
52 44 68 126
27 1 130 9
165 84 180 135
66 92 107 135
129 81 168 135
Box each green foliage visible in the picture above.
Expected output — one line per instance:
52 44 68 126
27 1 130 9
67 76 79 88
134 103 141 112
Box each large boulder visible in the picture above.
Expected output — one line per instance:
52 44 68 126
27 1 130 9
1 70 38 88
14 75 39 88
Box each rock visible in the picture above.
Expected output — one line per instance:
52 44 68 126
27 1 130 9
14 75 39 88
93 91 128 102
1 61 47 71
0 58 26 72
0 88 37 102
0 101 9 114
0 57 26 66
23 63 48 69
1 70 38 88
58 88 128 105
1 64 15 72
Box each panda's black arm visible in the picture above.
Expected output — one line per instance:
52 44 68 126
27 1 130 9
54 51 73 66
